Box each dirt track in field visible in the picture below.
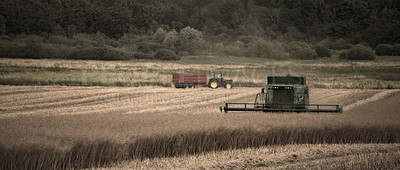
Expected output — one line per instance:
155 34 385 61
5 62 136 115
1 85 398 118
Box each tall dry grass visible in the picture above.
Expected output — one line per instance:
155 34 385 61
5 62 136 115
0 141 126 170
279 150 400 169
0 66 171 87
1 126 400 169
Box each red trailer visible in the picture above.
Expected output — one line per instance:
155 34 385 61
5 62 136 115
172 73 207 88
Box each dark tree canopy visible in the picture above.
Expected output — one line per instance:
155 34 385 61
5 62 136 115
0 0 399 46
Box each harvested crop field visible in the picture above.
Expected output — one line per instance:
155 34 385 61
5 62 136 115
1 86 399 146
1 85 400 169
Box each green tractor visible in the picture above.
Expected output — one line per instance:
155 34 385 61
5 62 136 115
208 73 233 89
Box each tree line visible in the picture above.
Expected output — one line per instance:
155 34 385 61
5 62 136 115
0 0 399 61
1 0 399 46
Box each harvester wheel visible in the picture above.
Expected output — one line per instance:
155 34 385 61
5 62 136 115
209 80 219 89
225 83 232 89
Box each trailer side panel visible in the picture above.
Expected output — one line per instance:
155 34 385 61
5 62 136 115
172 73 207 88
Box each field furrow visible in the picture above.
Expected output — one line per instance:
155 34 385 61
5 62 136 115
0 87 107 104
129 91 255 114
2 92 124 112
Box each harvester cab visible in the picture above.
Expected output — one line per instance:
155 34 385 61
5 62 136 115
208 73 233 89
222 75 342 113
255 75 309 109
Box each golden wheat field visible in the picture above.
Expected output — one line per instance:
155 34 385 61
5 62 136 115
1 84 400 169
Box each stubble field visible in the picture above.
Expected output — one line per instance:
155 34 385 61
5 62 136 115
1 85 400 169
1 85 399 146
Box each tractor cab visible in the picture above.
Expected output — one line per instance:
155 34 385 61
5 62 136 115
213 73 222 79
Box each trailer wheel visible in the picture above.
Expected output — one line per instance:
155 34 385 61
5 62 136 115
225 83 232 89
209 80 219 89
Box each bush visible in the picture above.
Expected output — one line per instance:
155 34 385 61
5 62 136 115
314 45 331 58
324 38 353 50
178 26 205 55
394 44 400 56
177 50 190 56
0 42 60 59
286 41 318 60
339 44 375 60
162 30 179 47
0 42 20 58
375 43 400 56
68 46 128 60
153 28 167 43
21 44 52 59
48 35 77 46
137 42 164 54
248 39 287 60
21 34 46 44
153 49 180 60
375 44 392 56
133 52 151 59
339 51 348 60
0 36 74 59
285 41 312 53
224 41 246 57
210 43 226 56
290 48 318 60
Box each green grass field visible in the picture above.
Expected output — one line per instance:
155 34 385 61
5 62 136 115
1 56 399 89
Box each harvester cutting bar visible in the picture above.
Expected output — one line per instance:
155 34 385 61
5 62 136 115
223 103 342 113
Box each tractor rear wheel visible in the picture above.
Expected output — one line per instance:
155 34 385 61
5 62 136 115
209 80 219 89
225 82 232 89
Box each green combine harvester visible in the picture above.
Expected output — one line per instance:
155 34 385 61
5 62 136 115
222 75 342 113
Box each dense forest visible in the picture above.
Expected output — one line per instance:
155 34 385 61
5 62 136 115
0 0 399 60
